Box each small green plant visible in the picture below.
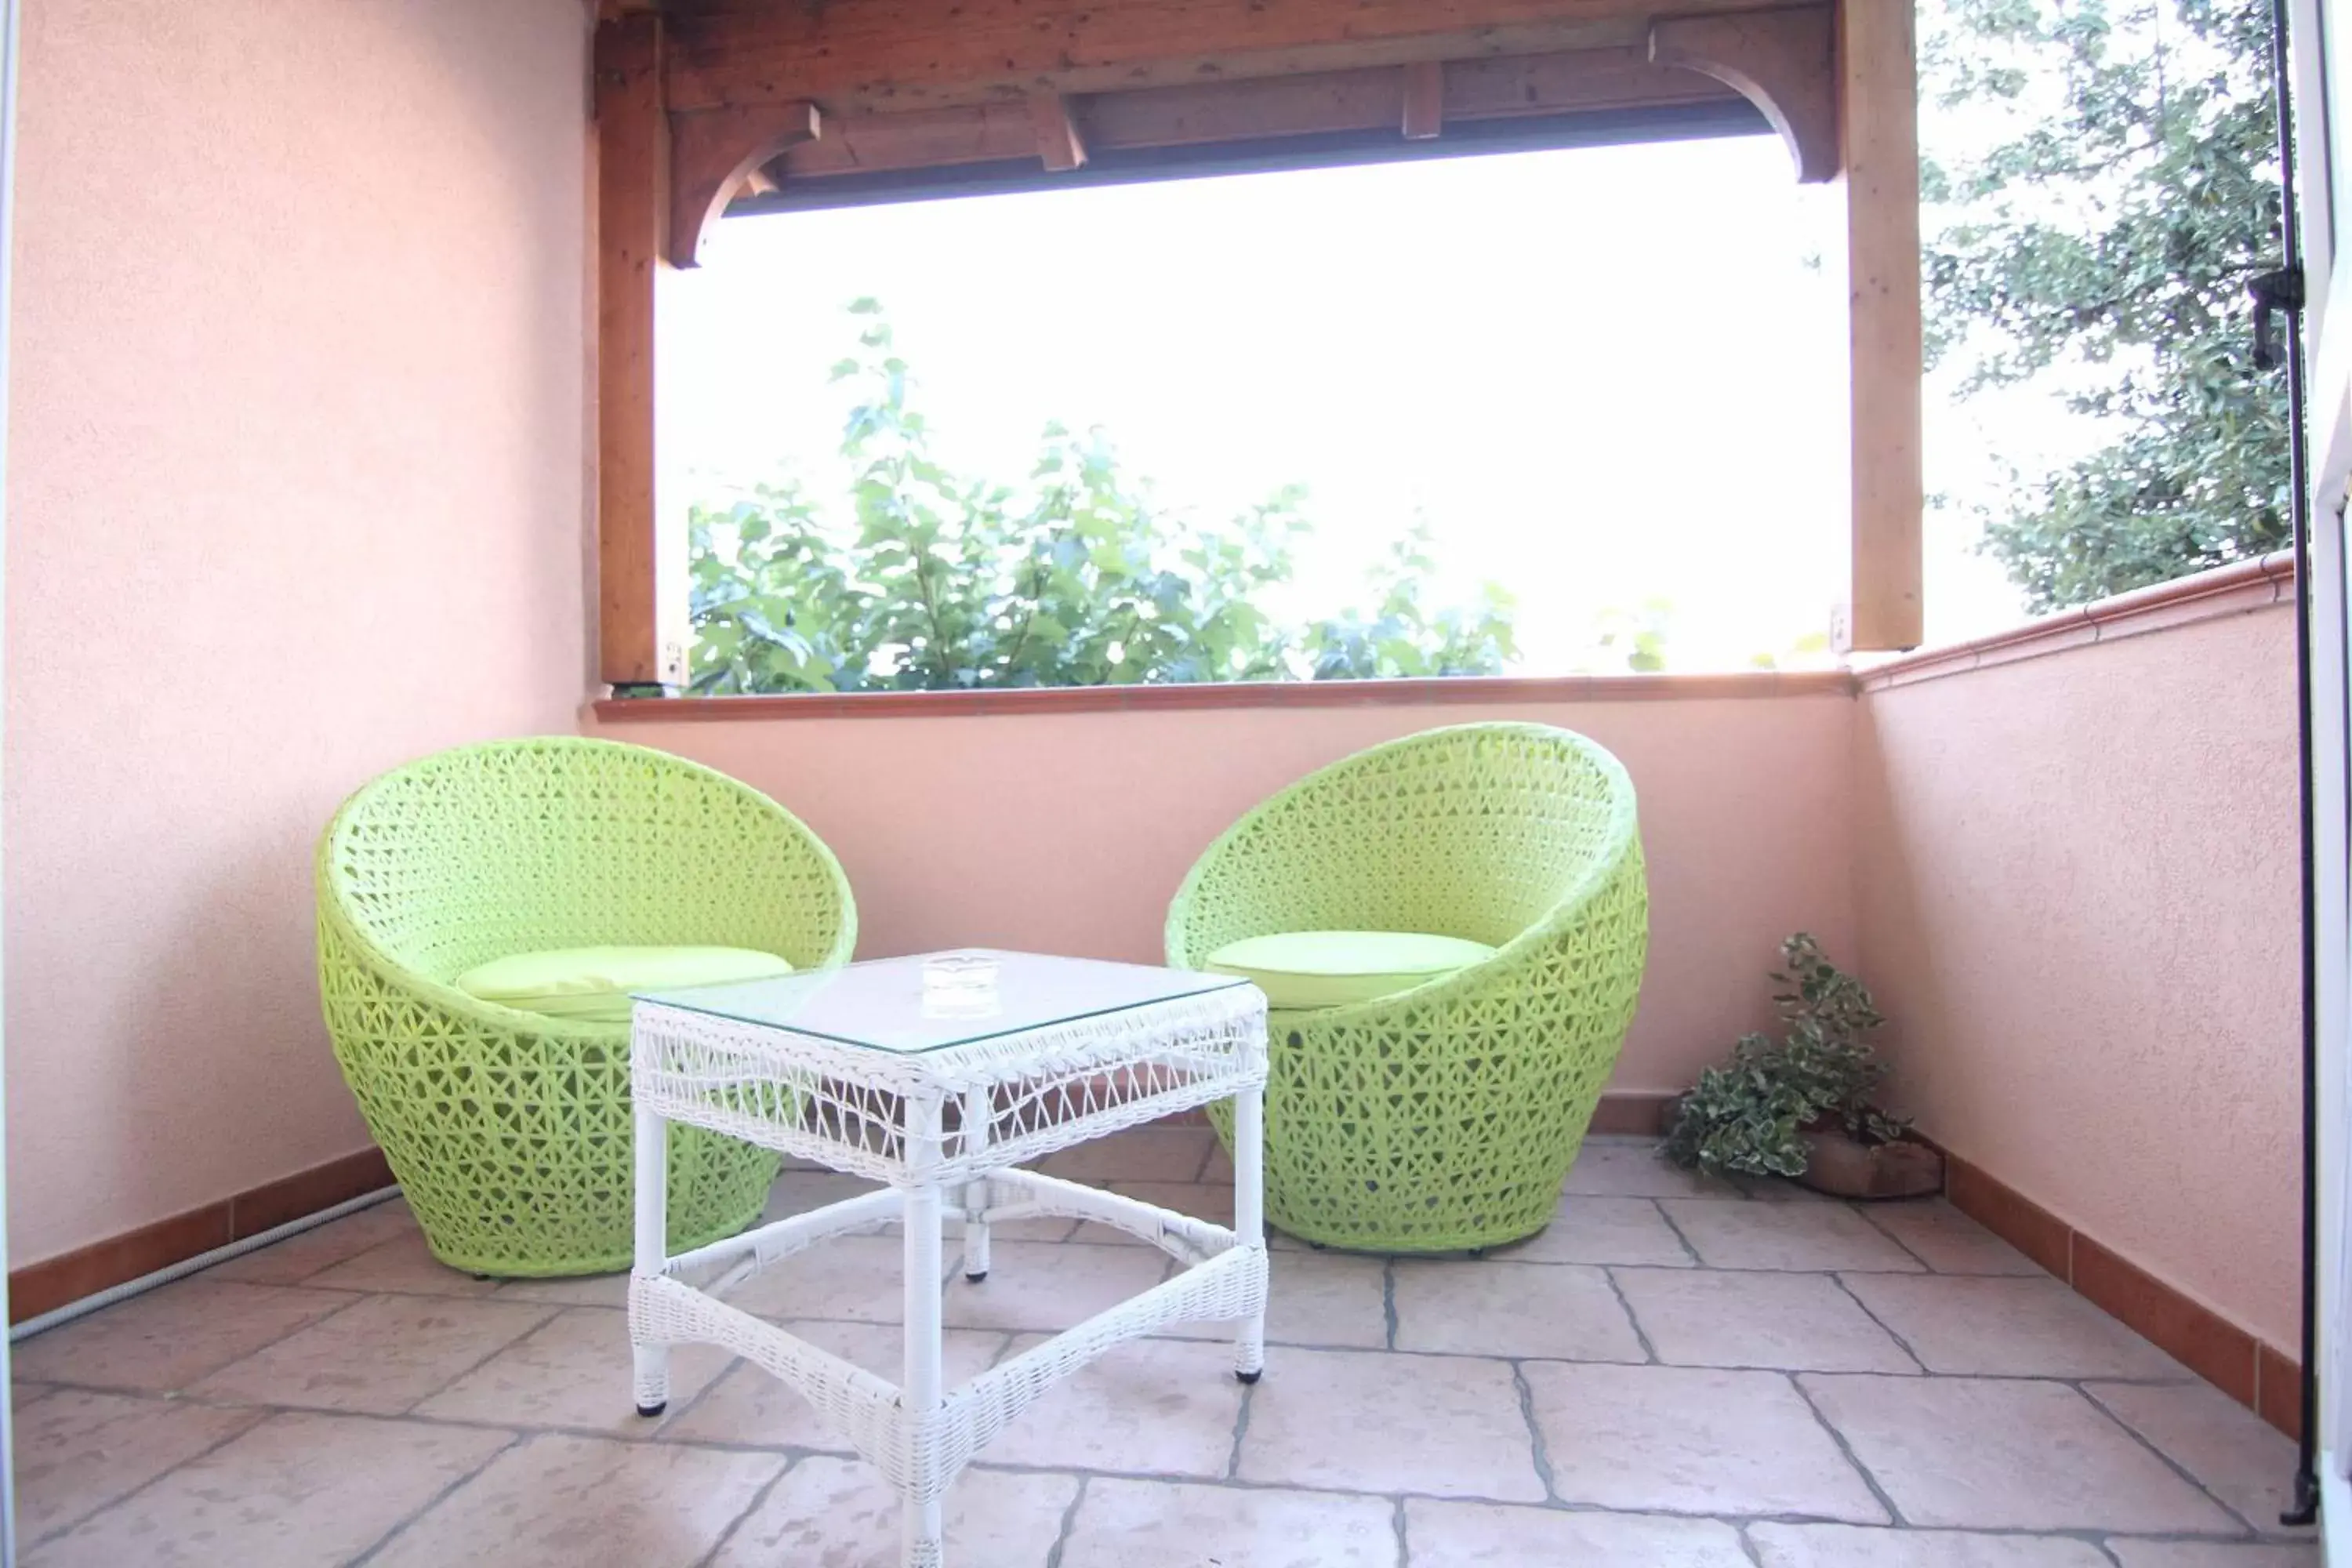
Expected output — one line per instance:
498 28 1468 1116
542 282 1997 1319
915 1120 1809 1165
1661 934 1911 1178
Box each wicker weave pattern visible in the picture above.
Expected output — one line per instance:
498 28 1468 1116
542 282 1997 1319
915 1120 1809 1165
632 984 1266 1186
1166 722 1648 1253
316 737 857 1276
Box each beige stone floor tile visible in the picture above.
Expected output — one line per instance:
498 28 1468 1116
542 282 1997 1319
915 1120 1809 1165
300 1231 503 1298
1738 1176 1842 1203
2103 1544 2320 1567
1524 1362 1886 1521
1392 1259 1645 1361
413 1305 733 1435
1613 1267 1918 1373
494 1270 630 1308
367 1432 783 1568
1749 1523 2116 1566
981 1334 1243 1475
1406 1497 1751 1566
941 1240 1172 1332
204 1200 416 1286
1060 1475 1399 1566
762 1170 887 1224
1158 1248 1389 1349
1662 1200 1926 1272
193 1293 556 1414
13 1390 266 1544
1839 1274 2188 1377
711 1456 1074 1567
25 1411 512 1568
1857 1201 2043 1276
718 1233 949 1323
1495 1196 1697 1266
1563 1138 1743 1198
2085 1380 2310 1532
663 1320 1006 1450
1801 1374 2238 1532
1237 1345 1544 1500
1039 1126 1219 1183
12 1279 351 1393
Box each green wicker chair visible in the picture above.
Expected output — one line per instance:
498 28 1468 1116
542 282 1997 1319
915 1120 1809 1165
1166 723 1647 1253
316 736 856 1276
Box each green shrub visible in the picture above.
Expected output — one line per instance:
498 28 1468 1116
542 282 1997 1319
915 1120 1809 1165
689 300 1519 695
1661 934 1910 1178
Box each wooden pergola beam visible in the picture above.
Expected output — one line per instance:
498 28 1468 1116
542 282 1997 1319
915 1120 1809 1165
593 13 681 691
660 0 1803 114
1029 91 1089 171
1834 0 1923 651
1649 5 1837 183
1401 61 1445 140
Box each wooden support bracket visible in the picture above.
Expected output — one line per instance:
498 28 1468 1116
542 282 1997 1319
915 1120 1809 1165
1401 60 1444 140
1029 90 1089 170
1648 5 1837 183
667 99 822 267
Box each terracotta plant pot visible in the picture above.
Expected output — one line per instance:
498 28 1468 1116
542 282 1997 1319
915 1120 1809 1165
1796 1130 1944 1200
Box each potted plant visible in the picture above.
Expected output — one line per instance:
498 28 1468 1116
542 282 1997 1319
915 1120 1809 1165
1661 933 1943 1199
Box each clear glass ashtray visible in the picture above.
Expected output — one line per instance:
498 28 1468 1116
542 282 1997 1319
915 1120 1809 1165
920 953 1001 1019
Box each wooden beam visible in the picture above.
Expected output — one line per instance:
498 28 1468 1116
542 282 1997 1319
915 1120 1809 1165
1649 6 1837 183
666 99 820 267
593 13 681 691
662 0 1802 115
1831 0 1923 652
1400 60 1444 140
1029 91 1089 170
758 48 1743 190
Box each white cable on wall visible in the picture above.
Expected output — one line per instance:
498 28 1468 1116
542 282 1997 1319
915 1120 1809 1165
8 1189 403 1343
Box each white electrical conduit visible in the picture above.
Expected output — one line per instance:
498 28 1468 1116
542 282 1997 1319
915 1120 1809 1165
8 1188 403 1342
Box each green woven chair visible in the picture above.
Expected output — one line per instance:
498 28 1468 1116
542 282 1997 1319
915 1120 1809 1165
316 737 856 1276
1166 723 1647 1253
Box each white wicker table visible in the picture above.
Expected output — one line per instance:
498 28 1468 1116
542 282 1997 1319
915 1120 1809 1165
626 949 1270 1568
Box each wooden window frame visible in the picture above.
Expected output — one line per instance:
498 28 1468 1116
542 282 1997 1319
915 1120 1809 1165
591 0 1921 694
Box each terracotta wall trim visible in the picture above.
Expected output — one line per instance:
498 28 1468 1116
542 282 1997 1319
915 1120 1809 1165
593 670 1860 724
1857 550 2296 693
1939 1149 2301 1439
9 1146 394 1324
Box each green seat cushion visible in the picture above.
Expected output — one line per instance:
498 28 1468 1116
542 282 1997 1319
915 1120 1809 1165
1203 931 1498 1011
452 945 795 1024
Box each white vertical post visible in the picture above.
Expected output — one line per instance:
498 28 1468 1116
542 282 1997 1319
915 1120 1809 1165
960 1087 992 1283
0 0 22 1554
1232 1082 1266 1384
902 1091 947 1566
630 1102 671 1417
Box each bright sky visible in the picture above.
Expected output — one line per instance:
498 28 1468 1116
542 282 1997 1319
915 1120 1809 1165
665 129 2037 672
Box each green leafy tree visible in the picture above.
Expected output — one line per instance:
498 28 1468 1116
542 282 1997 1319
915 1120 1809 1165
689 300 1517 693
1922 0 2288 612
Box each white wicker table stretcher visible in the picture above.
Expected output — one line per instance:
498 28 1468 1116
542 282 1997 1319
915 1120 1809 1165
626 949 1271 1568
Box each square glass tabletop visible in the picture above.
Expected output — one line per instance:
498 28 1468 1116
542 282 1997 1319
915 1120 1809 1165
633 948 1253 1054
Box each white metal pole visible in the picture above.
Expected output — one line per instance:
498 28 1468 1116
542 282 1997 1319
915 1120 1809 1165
1232 1082 1265 1384
0 0 26 1555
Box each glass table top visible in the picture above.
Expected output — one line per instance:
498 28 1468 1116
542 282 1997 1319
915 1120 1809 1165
633 948 1253 1054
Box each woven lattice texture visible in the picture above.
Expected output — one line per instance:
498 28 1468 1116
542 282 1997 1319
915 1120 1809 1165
316 737 856 1276
633 1229 1266 1505
632 985 1267 1187
1166 722 1648 1253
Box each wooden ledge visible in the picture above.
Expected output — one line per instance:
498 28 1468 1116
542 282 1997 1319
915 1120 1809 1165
1857 551 2298 693
593 670 1859 724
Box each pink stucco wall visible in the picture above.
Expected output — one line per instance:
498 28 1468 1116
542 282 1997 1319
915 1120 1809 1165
590 691 1860 1095
5 0 593 1266
1856 604 2301 1349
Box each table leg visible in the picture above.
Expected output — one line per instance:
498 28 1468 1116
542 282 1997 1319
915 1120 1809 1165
1233 1083 1266 1385
960 1087 992 1283
903 1092 947 1567
630 1104 670 1417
